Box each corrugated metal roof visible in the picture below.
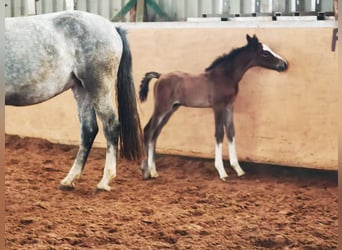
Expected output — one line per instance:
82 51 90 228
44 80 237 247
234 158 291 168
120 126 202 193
5 0 335 20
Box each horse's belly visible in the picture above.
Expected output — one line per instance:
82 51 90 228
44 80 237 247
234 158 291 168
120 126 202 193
5 61 74 106
5 20 74 106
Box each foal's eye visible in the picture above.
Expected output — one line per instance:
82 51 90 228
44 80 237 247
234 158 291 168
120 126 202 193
262 51 270 57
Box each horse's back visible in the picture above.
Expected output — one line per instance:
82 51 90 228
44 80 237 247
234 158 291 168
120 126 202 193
5 11 122 106
51 11 122 78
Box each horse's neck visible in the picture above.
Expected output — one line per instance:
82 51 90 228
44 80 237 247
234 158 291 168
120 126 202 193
226 51 255 83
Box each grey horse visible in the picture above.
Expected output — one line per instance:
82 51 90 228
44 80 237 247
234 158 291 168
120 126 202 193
5 11 144 191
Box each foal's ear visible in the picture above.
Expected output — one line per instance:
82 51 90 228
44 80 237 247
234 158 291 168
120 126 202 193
246 34 260 49
246 34 253 43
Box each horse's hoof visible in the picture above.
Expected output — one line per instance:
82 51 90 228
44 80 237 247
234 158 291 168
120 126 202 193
96 183 111 192
95 187 110 193
58 184 75 191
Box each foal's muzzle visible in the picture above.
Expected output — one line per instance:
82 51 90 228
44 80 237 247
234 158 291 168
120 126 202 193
277 61 288 72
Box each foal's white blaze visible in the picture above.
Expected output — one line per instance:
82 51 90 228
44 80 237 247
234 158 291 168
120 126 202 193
228 138 245 176
214 143 229 180
262 43 288 64
96 145 116 191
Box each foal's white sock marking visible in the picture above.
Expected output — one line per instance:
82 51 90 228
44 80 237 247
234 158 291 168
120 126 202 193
147 142 154 167
97 145 116 191
147 142 158 178
214 143 228 180
228 138 245 176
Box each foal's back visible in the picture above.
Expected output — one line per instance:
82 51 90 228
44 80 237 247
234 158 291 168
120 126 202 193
154 71 213 108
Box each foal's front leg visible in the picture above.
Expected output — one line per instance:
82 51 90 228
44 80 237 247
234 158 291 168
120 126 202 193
213 108 229 180
225 105 245 176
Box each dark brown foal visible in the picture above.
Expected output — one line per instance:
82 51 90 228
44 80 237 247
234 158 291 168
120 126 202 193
139 34 288 180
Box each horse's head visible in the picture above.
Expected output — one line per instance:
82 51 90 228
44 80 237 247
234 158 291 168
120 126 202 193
247 34 288 72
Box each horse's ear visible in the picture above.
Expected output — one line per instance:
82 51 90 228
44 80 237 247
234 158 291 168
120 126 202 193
246 34 253 44
252 34 259 42
247 34 258 49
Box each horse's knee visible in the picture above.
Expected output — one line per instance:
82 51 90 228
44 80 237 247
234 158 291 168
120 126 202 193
103 118 120 147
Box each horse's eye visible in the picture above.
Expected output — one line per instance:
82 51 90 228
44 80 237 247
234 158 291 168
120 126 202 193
262 51 270 57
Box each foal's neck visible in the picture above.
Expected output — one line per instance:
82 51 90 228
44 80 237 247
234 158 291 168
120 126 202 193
227 48 255 83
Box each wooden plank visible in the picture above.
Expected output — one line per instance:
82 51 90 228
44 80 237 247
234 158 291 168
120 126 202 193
5 26 338 170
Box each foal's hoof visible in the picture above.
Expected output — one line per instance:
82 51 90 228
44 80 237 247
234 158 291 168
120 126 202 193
58 183 75 191
237 170 246 177
142 170 159 180
220 176 228 182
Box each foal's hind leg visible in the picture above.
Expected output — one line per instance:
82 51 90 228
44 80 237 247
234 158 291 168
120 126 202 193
142 106 179 179
141 118 158 179
213 107 229 180
225 105 245 176
60 85 99 189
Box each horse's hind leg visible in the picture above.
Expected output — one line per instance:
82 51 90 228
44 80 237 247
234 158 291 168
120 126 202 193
94 94 120 191
225 105 245 176
60 85 99 189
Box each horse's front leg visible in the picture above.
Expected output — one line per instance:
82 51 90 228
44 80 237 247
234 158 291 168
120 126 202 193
60 87 99 189
213 107 229 180
225 105 245 177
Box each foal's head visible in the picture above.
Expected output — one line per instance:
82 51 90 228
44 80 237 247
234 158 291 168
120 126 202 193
246 34 288 72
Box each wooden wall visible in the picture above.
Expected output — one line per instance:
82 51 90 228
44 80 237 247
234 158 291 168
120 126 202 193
5 22 338 170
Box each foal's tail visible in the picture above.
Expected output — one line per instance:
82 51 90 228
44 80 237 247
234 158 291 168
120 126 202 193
116 27 144 160
139 72 161 102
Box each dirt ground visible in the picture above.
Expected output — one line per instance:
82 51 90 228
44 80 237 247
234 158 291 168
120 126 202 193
5 134 338 249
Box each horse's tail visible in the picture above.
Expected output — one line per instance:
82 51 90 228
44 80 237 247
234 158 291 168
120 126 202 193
115 27 144 160
139 72 161 102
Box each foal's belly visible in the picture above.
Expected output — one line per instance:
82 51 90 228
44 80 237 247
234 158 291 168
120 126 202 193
176 73 212 108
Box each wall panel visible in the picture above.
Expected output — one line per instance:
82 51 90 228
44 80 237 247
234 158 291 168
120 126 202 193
5 22 338 170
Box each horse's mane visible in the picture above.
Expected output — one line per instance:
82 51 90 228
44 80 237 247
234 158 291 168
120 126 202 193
205 45 247 72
